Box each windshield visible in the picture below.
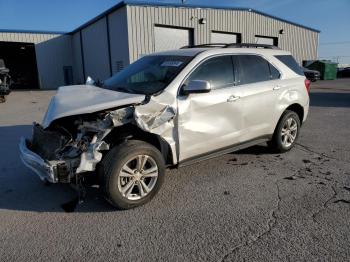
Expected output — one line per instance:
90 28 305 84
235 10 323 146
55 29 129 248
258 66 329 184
103 55 193 95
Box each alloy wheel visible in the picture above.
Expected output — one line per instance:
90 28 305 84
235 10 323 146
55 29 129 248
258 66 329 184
281 117 298 148
117 155 158 201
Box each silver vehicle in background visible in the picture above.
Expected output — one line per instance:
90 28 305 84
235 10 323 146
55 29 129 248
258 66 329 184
20 43 310 209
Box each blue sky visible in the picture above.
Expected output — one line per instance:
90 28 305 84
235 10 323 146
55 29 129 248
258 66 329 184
1 0 349 64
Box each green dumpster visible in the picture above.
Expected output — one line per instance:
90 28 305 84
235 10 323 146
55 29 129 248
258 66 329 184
307 60 338 80
306 60 338 80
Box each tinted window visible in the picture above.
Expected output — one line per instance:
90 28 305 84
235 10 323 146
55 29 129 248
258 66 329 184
237 55 271 85
185 56 234 89
275 55 303 75
103 55 192 95
269 64 281 79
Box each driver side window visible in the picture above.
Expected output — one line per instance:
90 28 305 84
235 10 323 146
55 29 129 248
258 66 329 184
185 56 235 90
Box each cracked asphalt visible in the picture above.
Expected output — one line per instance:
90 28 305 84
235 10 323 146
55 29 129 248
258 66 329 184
0 79 350 261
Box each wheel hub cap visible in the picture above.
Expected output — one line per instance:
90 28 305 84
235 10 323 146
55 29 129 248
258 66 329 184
117 154 159 201
281 117 298 148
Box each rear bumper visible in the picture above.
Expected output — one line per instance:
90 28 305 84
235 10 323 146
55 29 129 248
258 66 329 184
310 75 320 81
19 137 59 183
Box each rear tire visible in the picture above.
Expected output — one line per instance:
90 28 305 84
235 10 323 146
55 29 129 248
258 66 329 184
0 95 5 103
269 110 301 153
99 140 165 210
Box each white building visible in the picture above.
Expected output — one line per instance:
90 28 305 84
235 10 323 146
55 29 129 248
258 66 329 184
0 1 319 89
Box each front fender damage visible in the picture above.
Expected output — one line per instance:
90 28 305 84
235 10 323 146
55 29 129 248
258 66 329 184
71 97 176 175
75 106 134 173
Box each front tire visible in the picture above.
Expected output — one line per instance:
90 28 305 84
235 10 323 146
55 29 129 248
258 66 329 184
100 140 165 209
269 110 301 153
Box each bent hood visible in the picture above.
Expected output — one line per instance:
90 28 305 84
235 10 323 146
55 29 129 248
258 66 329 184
42 85 145 128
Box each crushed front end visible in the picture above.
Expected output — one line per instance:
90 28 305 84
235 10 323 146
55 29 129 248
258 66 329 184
19 107 134 184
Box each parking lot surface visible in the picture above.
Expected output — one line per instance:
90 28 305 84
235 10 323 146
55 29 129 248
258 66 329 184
0 80 350 261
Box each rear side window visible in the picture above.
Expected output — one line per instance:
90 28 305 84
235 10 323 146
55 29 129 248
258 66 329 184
185 56 234 89
275 55 303 75
236 55 272 85
269 64 281 80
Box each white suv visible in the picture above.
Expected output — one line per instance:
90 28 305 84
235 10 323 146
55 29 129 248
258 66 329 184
20 43 310 209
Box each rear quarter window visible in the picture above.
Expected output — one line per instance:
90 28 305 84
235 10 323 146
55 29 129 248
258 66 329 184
235 55 279 85
269 64 281 80
275 55 304 76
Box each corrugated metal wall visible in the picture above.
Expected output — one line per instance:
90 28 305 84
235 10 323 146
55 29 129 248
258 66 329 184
0 32 74 89
108 7 130 75
81 17 111 81
0 4 319 89
72 32 84 84
35 35 73 89
0 32 59 44
126 5 318 64
71 6 130 83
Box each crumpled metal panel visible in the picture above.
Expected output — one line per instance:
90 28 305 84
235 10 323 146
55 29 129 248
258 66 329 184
109 107 134 127
134 92 178 164
134 102 175 132
75 107 134 173
42 85 145 128
76 140 109 173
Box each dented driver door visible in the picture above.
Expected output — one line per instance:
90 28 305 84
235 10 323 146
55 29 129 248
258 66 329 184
176 55 245 162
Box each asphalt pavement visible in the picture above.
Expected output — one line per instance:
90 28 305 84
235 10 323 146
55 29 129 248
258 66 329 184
0 80 349 261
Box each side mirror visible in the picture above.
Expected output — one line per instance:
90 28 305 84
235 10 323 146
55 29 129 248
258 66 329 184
182 80 211 95
85 76 95 86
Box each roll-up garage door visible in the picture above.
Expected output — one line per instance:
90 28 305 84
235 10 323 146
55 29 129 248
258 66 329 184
211 32 240 44
154 26 193 52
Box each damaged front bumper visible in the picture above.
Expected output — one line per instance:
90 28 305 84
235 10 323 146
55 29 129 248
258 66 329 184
19 137 61 183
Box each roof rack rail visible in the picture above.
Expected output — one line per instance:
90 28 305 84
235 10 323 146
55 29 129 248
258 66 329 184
225 43 280 49
180 43 280 50
180 43 228 49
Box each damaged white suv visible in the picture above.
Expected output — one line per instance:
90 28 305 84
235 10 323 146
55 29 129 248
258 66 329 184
20 43 310 209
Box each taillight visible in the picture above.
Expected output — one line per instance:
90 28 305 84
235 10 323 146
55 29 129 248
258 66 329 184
304 79 311 93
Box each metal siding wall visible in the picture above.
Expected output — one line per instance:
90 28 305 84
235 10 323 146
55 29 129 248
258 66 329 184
81 17 111 81
35 34 74 89
72 32 84 84
126 6 318 64
0 32 59 44
0 32 73 89
108 7 130 75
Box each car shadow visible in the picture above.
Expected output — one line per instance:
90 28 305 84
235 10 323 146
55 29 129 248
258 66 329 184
310 92 350 108
234 144 276 155
0 125 115 213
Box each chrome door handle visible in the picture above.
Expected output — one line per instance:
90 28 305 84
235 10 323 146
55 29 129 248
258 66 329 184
227 95 240 102
273 86 281 90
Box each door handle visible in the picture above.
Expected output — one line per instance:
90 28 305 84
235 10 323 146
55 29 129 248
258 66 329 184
227 95 240 102
273 85 281 90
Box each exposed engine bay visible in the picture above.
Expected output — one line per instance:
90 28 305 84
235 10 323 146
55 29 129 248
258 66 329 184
28 106 135 183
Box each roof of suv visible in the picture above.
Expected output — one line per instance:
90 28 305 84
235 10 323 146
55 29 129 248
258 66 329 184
153 47 291 57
